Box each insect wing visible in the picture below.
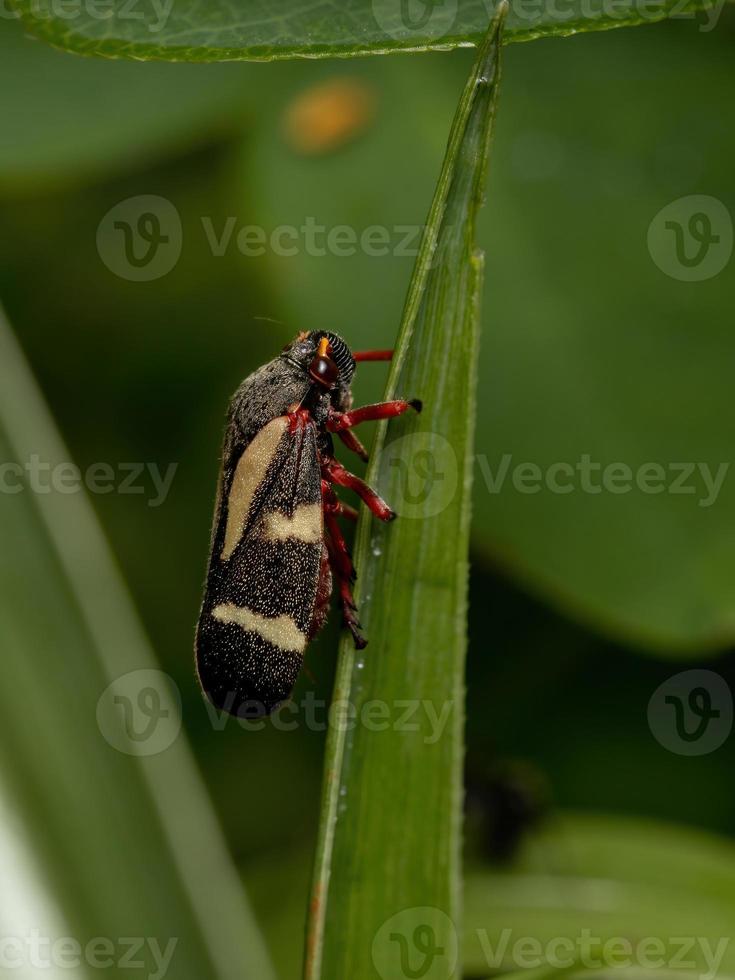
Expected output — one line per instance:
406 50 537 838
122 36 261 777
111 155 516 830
196 416 323 716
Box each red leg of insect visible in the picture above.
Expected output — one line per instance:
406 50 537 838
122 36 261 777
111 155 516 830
322 458 395 522
327 399 421 433
322 483 367 648
352 349 394 362
336 427 369 462
324 538 365 649
321 479 358 521
322 484 356 582
307 544 333 643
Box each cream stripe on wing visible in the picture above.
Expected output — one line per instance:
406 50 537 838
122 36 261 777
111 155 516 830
212 603 306 653
221 416 288 561
262 503 322 543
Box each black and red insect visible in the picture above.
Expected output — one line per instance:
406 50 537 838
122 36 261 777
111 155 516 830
195 330 420 717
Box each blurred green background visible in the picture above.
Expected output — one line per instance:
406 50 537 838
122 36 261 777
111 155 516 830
1 8 735 977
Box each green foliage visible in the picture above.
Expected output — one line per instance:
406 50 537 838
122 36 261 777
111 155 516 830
245 21 735 652
0 306 274 980
4 0 735 653
0 18 263 192
305 10 506 977
0 4 733 980
9 0 731 60
464 812 735 976
245 810 735 977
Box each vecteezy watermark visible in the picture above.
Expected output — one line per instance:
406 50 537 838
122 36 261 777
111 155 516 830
202 691 455 743
648 196 733 282
511 0 729 31
474 928 730 979
201 216 424 260
97 670 455 754
96 195 426 281
97 669 182 756
476 454 730 508
0 0 175 34
0 456 178 508
379 436 730 517
0 932 177 979
8 449 724 510
97 196 182 282
372 907 459 980
369 0 726 45
648 669 733 756
381 432 459 519
372 914 731 980
371 0 460 41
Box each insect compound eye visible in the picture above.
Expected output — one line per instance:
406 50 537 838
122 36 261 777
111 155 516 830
309 354 340 388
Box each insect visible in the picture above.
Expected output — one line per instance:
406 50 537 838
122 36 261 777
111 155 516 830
195 330 420 717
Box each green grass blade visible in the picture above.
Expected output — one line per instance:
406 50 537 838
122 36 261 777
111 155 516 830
9 0 728 62
305 8 507 979
0 305 275 980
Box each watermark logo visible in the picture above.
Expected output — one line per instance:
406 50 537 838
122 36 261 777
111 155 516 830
97 201 425 279
648 195 733 282
372 907 458 980
0 456 177 507
97 669 182 756
648 669 732 756
0 932 177 979
382 432 458 519
0 0 175 32
97 195 182 282
475 455 729 508
470 927 729 979
202 692 454 743
371 0 459 41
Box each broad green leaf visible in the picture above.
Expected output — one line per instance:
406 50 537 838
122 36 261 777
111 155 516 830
243 20 735 652
0 16 259 191
0 305 275 980
305 9 506 978
464 812 735 976
9 0 730 62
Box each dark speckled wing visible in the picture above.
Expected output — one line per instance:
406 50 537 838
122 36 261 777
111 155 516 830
195 416 323 716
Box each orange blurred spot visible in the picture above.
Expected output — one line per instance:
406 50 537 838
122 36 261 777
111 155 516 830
282 78 377 156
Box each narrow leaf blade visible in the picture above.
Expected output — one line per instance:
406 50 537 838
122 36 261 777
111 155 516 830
305 9 507 978
0 306 275 980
